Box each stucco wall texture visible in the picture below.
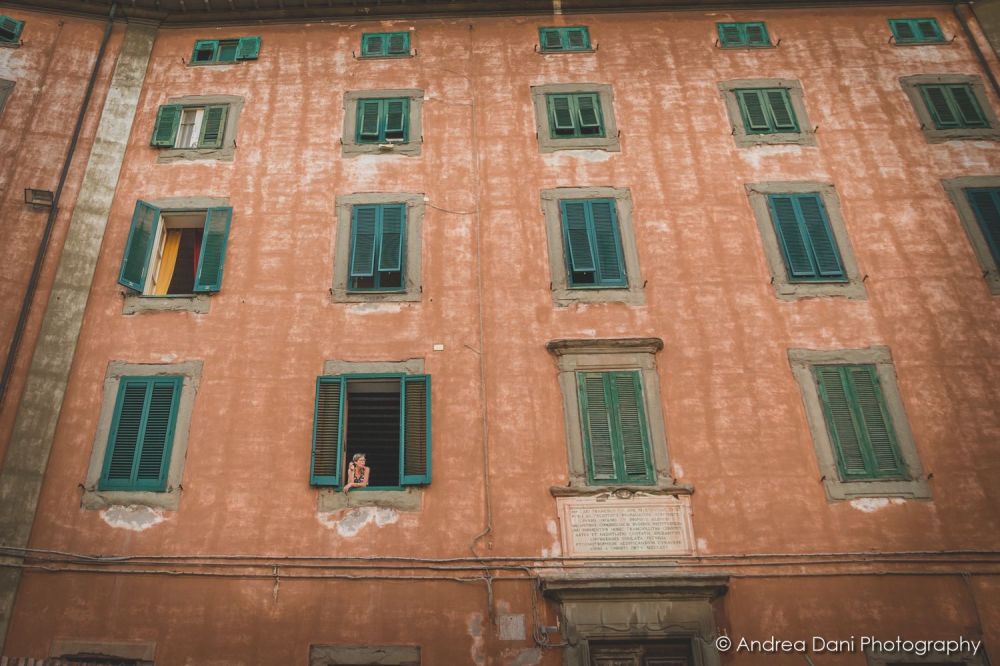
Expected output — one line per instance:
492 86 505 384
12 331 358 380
3 4 1000 665
0 8 125 464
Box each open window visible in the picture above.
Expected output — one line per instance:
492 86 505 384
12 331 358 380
0 15 24 45
152 104 229 149
118 200 232 298
311 374 431 489
190 37 260 64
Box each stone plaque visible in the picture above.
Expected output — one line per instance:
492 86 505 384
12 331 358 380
556 494 694 556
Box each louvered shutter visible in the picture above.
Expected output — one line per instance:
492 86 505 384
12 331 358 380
151 104 183 147
920 85 959 128
745 23 768 46
194 207 233 292
236 36 261 60
358 99 382 141
566 28 588 49
549 95 575 134
966 189 1000 265
192 40 218 62
949 85 987 127
311 377 345 486
384 99 408 140
576 94 602 134
363 34 384 56
387 33 408 55
590 200 625 284
718 23 742 46
542 29 563 50
766 89 797 131
562 201 596 274
377 204 405 273
737 90 770 132
613 372 652 482
350 205 379 278
119 200 161 291
769 195 816 278
134 379 182 489
198 105 228 148
0 16 23 42
796 194 845 278
815 367 870 479
102 380 150 487
101 377 181 491
916 19 942 41
892 20 916 41
848 366 904 476
579 373 617 481
401 375 431 485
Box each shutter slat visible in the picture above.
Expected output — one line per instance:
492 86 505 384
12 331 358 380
401 375 431 484
563 201 596 273
816 367 869 478
796 194 845 278
614 372 651 480
198 105 228 149
738 90 770 131
580 373 616 480
765 89 797 130
151 104 183 147
769 195 817 278
849 367 903 475
590 200 624 284
378 204 405 272
350 206 379 277
312 378 344 485
119 201 160 292
194 207 233 292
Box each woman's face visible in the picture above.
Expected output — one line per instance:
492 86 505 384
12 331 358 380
357 456 366 467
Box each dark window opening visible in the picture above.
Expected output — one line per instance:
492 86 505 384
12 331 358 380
166 227 204 295
345 379 401 487
589 639 694 666
193 44 216 62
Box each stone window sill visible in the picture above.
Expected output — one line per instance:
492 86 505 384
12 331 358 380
123 294 210 314
318 487 422 512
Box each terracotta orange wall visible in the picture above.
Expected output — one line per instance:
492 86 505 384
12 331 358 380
0 7 125 463
6 5 1000 663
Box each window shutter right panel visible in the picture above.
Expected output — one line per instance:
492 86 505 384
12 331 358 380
967 189 1000 264
377 204 405 273
151 104 183 146
579 373 617 481
134 378 181 490
198 105 228 149
387 33 408 55
815 367 869 479
311 377 345 486
948 85 987 127
118 200 161 291
236 36 261 60
590 200 625 284
849 366 904 476
194 207 233 292
765 90 797 131
401 375 431 485
612 371 652 482
796 194 845 278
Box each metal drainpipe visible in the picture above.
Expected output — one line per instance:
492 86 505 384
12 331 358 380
954 0 1000 101
0 2 118 409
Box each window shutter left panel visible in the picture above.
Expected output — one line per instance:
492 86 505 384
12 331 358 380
151 104 183 147
312 377 345 486
401 375 431 485
579 373 617 482
100 380 150 489
194 207 233 292
119 201 161 292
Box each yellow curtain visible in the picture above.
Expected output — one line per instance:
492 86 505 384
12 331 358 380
152 230 181 295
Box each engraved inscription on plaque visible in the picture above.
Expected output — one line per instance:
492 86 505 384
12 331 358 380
556 495 694 556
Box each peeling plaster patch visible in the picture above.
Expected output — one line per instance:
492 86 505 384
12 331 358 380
696 538 709 552
849 497 892 513
542 519 562 557
467 613 486 666
737 144 807 170
542 150 613 164
318 506 399 536
159 353 178 362
100 505 166 531
672 462 684 478
348 302 404 314
507 648 543 666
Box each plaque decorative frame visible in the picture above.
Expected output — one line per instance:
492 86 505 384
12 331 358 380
556 493 695 557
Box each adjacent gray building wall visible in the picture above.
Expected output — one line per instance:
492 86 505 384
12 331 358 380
0 19 157 652
973 0 1000 58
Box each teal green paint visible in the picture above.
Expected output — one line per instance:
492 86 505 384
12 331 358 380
735 88 798 134
578 371 654 485
311 376 346 486
361 31 410 57
538 26 591 51
546 93 605 139
717 21 770 47
193 207 232 292
919 84 988 129
118 200 161 292
889 18 944 43
767 193 847 282
560 199 626 288
348 204 407 292
0 16 24 43
355 97 410 144
966 188 1000 265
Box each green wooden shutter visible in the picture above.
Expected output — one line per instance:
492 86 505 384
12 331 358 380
565 28 589 49
198 105 228 149
848 366 904 476
194 207 233 292
916 19 942 41
549 95 575 134
815 366 870 479
796 194 845 278
384 98 408 141
768 195 816 278
358 99 382 141
377 204 405 273
151 104 183 147
745 22 769 46
575 94 603 135
387 32 409 55
350 205 379 278
192 40 218 62
890 19 917 41
920 85 959 128
948 85 987 127
578 373 617 481
966 189 1000 265
589 200 625 284
100 376 181 491
737 90 770 132
541 29 563 50
0 16 23 43
718 23 743 46
613 371 653 482
118 200 161 291
401 375 431 485
236 36 261 60
362 34 384 56
311 376 345 486
765 89 797 131
561 201 596 274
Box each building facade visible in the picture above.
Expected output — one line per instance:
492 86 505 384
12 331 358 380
0 0 999 664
